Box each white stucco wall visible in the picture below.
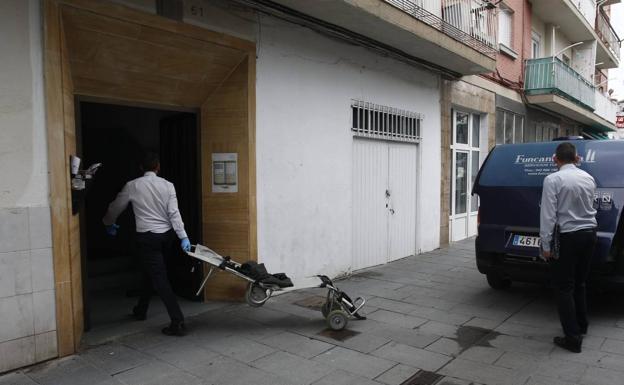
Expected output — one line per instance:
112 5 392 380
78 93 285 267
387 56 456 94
183 0 442 286
0 0 57 373
0 0 48 208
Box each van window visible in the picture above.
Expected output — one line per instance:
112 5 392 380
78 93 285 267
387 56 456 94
477 141 624 188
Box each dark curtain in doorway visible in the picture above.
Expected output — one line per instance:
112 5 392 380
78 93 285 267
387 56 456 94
159 113 203 301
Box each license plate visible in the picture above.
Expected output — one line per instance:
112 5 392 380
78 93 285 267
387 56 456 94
512 235 541 248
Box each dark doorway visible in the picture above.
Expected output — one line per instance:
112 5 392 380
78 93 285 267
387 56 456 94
78 101 203 332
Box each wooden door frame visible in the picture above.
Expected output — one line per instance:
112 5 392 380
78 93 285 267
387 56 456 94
44 0 256 356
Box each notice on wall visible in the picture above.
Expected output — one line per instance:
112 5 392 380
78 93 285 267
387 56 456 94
212 153 238 193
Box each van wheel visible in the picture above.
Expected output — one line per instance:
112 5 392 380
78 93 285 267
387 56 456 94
486 273 512 290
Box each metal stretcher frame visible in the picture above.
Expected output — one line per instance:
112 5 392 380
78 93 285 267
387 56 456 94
186 244 281 305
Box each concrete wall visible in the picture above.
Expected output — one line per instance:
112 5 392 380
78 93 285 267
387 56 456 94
0 0 57 373
183 0 442 286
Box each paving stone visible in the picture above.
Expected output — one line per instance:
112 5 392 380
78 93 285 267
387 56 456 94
524 375 579 385
462 317 502 331
373 364 418 385
260 331 334 359
25 356 113 385
312 347 395 379
450 304 511 322
315 330 391 354
436 377 475 385
365 297 419 315
366 310 427 329
205 334 276 363
117 331 173 351
579 366 623 385
548 347 609 367
0 372 38 385
495 352 587 383
188 354 295 385
251 351 333 385
425 337 462 356
581 335 605 351
371 342 452 372
408 307 473 326
486 334 554 355
311 369 383 385
111 361 180 385
81 343 152 375
457 346 505 364
369 325 441 349
142 340 220 370
593 353 624 373
401 295 458 311
416 321 458 338
438 358 528 385
586 325 624 341
600 338 624 355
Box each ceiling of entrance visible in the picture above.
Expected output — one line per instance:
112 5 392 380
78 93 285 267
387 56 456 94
61 6 248 108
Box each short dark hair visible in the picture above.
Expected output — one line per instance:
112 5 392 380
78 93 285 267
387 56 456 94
555 142 577 163
141 152 160 171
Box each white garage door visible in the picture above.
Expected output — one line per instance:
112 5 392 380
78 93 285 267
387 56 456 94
352 138 418 270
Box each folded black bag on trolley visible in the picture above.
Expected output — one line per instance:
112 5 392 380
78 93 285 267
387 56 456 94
238 261 293 288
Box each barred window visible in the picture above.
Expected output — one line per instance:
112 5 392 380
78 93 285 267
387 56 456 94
351 100 422 143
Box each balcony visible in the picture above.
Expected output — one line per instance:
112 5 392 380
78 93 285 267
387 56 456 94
265 0 497 75
524 57 616 131
596 9 621 69
530 0 596 44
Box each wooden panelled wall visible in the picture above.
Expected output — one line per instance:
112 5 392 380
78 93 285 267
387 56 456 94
201 59 257 300
44 0 256 356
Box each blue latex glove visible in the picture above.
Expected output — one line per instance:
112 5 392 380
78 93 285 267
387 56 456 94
181 238 191 252
105 224 120 236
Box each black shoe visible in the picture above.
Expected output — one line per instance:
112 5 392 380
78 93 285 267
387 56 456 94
132 306 146 321
162 322 186 336
580 325 588 335
553 336 582 353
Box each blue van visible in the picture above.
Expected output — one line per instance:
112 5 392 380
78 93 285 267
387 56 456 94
472 140 624 289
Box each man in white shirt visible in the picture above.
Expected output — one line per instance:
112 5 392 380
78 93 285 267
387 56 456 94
103 152 191 336
540 142 597 353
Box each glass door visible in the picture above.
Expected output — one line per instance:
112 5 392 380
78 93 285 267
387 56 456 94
450 110 481 242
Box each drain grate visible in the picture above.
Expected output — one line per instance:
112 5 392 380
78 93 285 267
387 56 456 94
400 370 443 385
317 328 360 341
293 296 326 311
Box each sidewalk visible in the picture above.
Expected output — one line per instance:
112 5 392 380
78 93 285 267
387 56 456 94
3 238 624 385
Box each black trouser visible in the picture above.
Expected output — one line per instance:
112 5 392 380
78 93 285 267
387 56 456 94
551 228 597 338
135 231 184 324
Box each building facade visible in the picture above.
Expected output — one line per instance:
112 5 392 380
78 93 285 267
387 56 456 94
442 0 621 243
0 0 500 372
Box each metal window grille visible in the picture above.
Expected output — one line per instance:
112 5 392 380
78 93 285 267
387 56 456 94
351 100 422 143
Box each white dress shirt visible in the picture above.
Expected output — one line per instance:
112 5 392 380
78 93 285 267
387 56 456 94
103 171 188 239
540 164 597 252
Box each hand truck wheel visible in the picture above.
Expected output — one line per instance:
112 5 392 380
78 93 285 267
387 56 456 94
327 309 349 331
245 282 269 307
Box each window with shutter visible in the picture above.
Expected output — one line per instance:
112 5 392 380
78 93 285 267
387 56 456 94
498 5 513 49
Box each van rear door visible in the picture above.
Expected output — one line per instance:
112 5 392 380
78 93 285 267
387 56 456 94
473 140 624 266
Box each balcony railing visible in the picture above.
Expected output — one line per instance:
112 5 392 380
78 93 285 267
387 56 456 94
596 10 621 60
383 0 498 57
524 57 596 110
594 89 617 124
